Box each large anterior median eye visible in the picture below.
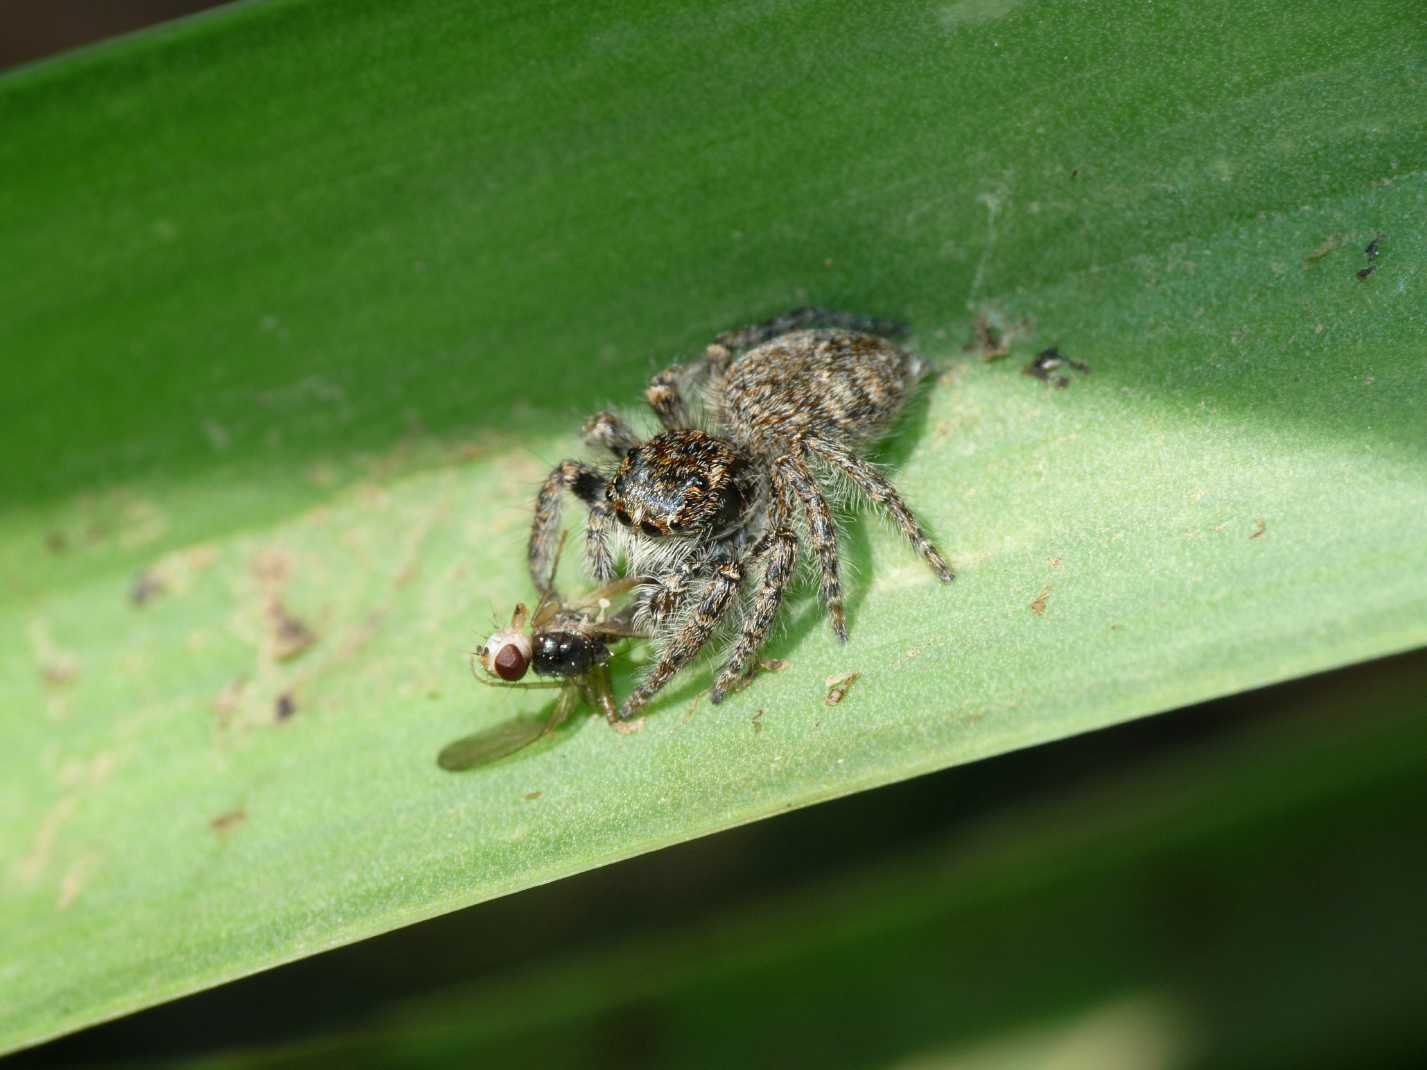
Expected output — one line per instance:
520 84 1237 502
640 520 662 537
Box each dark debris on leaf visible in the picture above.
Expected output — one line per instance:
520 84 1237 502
1024 347 1091 388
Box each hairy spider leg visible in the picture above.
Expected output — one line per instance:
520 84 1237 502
582 410 642 457
620 552 745 719
644 366 694 430
529 460 609 593
712 485 798 703
775 451 848 642
632 554 699 634
803 437 955 584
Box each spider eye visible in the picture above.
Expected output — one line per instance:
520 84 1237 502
640 520 662 538
615 506 632 526
688 475 709 492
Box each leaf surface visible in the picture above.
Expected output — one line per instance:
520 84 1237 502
2 0 1425 1050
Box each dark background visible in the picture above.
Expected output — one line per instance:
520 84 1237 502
0 1 230 72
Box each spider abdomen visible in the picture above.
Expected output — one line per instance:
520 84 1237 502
720 329 923 445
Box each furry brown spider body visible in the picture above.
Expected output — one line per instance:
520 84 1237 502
529 309 953 719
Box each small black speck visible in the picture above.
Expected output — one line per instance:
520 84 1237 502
130 570 166 607
1025 346 1091 384
1357 265 1376 281
275 692 297 720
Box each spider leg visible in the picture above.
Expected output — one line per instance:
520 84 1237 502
712 490 797 703
529 460 606 592
631 557 696 636
582 411 641 458
776 451 848 642
585 503 617 583
645 366 693 430
619 553 744 719
804 437 954 583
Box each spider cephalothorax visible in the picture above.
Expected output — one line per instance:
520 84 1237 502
608 430 752 539
528 308 954 720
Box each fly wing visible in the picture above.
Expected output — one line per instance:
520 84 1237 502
436 717 548 771
530 588 563 631
575 576 643 606
562 577 647 637
437 685 581 771
581 615 646 640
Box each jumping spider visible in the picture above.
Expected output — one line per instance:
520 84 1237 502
530 308 954 720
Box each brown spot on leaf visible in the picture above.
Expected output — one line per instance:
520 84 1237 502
1249 519 1267 540
130 570 167 607
213 675 248 725
824 672 861 706
41 659 80 689
1303 234 1343 266
275 691 298 721
30 619 80 701
1030 585 1052 617
57 854 100 911
523 791 543 801
210 809 247 834
14 796 80 885
965 315 1008 360
268 600 316 661
752 709 766 734
252 548 294 586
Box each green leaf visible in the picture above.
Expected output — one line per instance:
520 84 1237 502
159 655 1427 1069
3 0 1425 1052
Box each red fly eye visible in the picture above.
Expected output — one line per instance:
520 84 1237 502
492 643 529 681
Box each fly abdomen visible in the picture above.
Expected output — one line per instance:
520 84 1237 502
532 631 610 678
